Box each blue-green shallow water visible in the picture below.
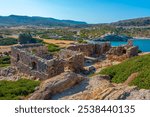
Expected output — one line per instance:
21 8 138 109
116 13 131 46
111 39 150 52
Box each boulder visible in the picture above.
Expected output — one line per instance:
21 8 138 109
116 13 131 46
29 72 84 100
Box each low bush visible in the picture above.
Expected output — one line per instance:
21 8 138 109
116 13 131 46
0 79 40 100
47 43 61 52
0 56 10 68
0 38 18 46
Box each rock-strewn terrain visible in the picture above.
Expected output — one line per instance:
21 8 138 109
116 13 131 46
1 67 150 100
51 75 150 100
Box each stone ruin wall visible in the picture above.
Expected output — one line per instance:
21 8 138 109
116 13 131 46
67 42 111 57
107 44 138 57
11 44 64 80
57 49 84 72
106 40 139 61
11 44 85 80
10 42 138 80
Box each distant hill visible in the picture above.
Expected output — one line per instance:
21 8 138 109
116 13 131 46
111 17 150 27
0 15 87 27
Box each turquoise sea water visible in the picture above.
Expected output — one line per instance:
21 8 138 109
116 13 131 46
111 39 150 52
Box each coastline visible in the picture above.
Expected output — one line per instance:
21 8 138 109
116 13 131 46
133 37 150 39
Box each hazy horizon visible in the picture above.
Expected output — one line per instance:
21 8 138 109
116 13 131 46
0 0 150 23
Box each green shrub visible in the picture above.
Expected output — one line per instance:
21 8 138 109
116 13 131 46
47 43 61 52
0 79 40 100
0 56 10 68
18 33 43 44
99 54 150 89
78 39 87 43
0 38 17 46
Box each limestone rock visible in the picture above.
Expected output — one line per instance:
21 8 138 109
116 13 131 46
29 72 84 100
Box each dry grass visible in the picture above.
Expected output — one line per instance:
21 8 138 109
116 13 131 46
0 46 11 53
0 44 18 53
43 39 75 48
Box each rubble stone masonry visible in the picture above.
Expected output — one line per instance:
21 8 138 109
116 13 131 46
11 44 64 80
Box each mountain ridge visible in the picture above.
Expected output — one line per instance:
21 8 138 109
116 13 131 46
111 17 150 26
0 15 150 27
0 15 87 27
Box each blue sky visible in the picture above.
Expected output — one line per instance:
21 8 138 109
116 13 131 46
0 0 150 23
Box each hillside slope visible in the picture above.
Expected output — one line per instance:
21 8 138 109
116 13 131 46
0 15 87 27
111 17 150 26
100 54 150 89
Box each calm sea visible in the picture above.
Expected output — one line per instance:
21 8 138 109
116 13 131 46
111 39 150 52
90 39 150 52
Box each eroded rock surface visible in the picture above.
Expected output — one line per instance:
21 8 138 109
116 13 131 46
54 75 150 100
29 72 84 100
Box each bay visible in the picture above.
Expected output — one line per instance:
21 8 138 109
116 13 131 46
90 39 150 52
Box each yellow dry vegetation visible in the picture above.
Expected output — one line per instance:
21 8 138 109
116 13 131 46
43 39 75 48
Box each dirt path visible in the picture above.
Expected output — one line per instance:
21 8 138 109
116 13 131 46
123 72 139 85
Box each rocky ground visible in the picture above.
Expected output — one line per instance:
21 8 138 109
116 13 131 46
27 71 150 100
0 67 36 81
52 75 150 100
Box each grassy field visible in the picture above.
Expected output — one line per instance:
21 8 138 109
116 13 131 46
99 54 150 89
0 79 40 100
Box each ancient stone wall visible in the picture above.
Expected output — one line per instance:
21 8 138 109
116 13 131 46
11 44 64 80
126 46 139 58
58 49 84 72
107 46 126 56
11 44 85 80
67 42 111 57
107 40 138 58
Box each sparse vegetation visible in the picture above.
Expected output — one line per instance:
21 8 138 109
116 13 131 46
80 25 150 39
0 79 40 100
99 54 150 89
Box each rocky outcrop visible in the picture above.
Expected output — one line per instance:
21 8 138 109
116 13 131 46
29 72 84 100
125 89 150 100
56 75 150 100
